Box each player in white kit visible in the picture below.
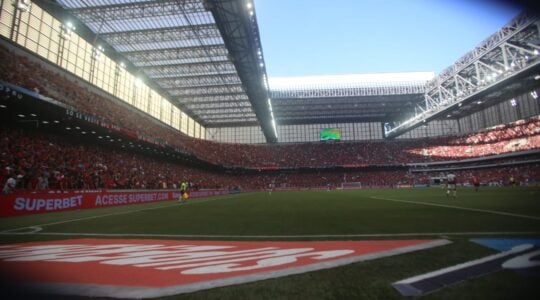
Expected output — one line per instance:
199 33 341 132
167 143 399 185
446 173 457 199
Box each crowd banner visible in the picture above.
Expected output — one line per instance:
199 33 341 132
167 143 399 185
0 189 228 217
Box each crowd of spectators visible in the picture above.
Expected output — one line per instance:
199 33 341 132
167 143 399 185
2 43 540 194
2 126 539 194
407 118 540 160
2 45 540 171
159 118 539 167
455 119 540 145
0 127 234 192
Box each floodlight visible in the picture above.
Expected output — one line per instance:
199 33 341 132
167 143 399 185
13 0 31 12
92 46 103 59
66 21 75 30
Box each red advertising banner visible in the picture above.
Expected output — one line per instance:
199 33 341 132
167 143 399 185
0 190 228 217
0 238 449 298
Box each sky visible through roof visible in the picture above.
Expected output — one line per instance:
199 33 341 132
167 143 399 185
254 0 523 78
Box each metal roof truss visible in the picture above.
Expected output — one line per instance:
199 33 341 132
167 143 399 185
55 0 263 130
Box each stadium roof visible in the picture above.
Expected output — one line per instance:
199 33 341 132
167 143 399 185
40 0 277 142
32 1 539 141
268 72 435 89
269 72 433 125
36 0 437 140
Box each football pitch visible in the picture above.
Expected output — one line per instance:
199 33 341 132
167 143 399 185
1 187 540 299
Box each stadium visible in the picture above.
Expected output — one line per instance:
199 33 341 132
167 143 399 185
0 0 539 299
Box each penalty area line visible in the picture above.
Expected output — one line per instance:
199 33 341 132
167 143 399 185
370 196 540 221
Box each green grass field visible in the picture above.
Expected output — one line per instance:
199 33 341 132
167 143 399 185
1 187 540 299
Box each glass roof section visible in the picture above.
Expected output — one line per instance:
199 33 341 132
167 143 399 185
269 72 435 90
56 0 255 126
269 72 432 125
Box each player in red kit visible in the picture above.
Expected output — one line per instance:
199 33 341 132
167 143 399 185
472 175 480 192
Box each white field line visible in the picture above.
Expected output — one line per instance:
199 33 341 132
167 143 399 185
370 196 540 221
393 244 534 285
0 195 236 233
2 231 540 238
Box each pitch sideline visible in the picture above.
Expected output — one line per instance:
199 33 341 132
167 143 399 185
0 194 239 234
